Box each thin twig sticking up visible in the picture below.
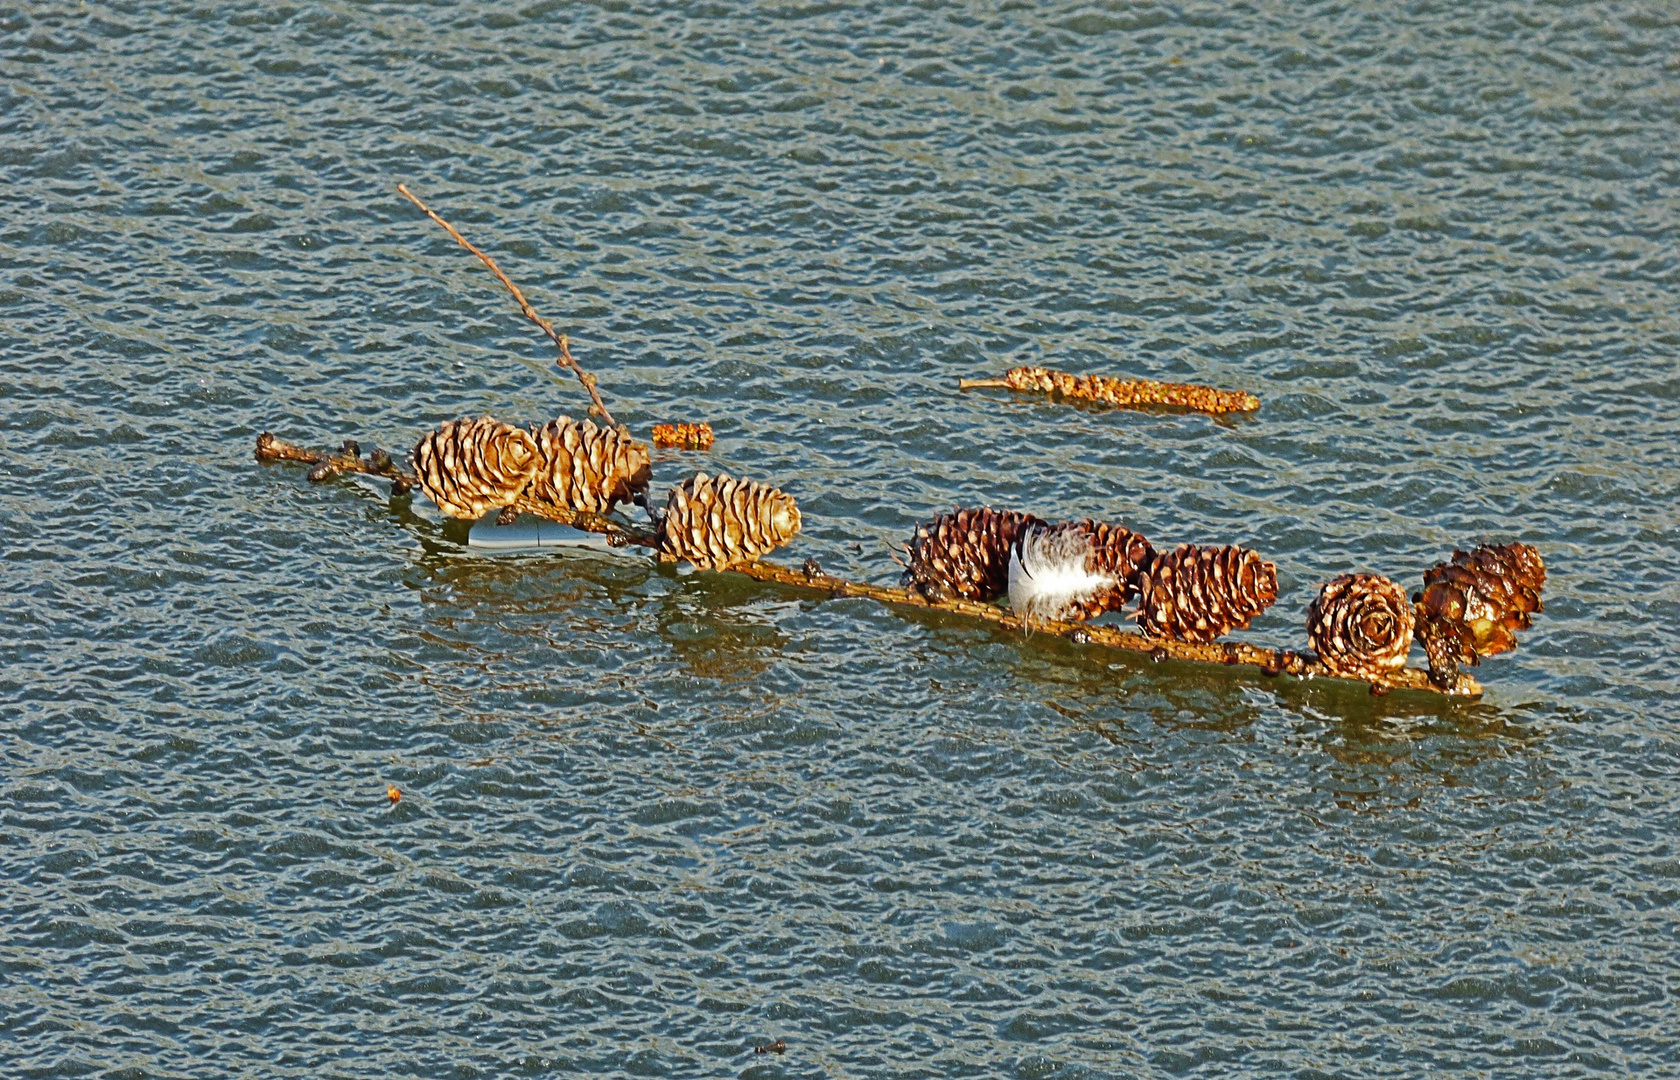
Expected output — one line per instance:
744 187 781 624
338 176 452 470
396 183 617 429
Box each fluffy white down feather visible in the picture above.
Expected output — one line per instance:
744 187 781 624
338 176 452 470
1008 526 1118 622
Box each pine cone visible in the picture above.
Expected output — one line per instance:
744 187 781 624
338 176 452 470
901 507 1044 603
411 417 539 520
1413 542 1545 686
524 417 651 517
1306 573 1416 682
1135 543 1278 643
657 471 801 570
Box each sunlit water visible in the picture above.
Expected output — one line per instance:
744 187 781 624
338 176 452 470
3 2 1679 1077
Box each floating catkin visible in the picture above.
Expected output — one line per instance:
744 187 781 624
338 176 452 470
960 366 1260 415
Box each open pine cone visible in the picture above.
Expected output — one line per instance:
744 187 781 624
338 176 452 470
1413 542 1545 687
411 417 540 519
658 471 800 570
524 417 651 517
901 507 1044 603
1135 543 1277 643
1306 573 1416 683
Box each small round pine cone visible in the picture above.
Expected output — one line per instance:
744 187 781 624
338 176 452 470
411 417 539 519
1135 543 1278 643
524 417 651 517
1306 573 1416 682
657 471 801 570
901 507 1045 603
1413 542 1545 686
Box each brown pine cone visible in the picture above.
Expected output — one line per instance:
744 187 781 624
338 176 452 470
657 471 801 570
1306 573 1416 683
1413 542 1546 687
523 417 651 517
1135 543 1278 643
411 417 539 520
901 507 1044 603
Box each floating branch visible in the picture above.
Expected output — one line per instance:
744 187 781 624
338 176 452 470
651 422 715 450
257 436 1480 698
731 559 1480 697
960 366 1259 415
397 183 618 429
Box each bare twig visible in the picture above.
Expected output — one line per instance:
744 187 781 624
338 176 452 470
396 183 618 429
509 494 659 549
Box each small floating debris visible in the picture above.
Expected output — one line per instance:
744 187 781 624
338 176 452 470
754 1039 787 1055
651 421 715 450
386 785 402 805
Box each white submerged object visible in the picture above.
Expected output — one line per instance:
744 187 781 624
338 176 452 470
467 512 627 554
1008 524 1117 622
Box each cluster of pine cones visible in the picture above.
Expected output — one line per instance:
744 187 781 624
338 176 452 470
900 506 1278 644
903 506 1545 687
1301 542 1547 687
410 417 799 571
407 421 1542 687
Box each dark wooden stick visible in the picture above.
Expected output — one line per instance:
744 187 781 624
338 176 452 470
396 183 617 429
255 432 415 493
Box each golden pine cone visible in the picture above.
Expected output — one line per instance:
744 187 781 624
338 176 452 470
411 417 539 519
1413 542 1546 687
1135 543 1278 643
523 417 651 517
657 471 801 570
901 507 1045 603
1306 573 1416 682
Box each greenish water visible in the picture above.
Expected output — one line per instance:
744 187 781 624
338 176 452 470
3 2 1679 1077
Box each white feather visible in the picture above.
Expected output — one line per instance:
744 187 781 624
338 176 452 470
1008 525 1118 622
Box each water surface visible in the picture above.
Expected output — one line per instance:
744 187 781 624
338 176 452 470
3 2 1679 1077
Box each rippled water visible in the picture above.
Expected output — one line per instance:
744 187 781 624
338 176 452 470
4 1 1680 1076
